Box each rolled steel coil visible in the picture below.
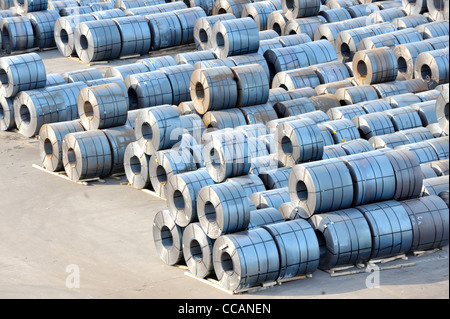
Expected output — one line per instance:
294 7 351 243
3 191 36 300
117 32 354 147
258 38 283 55
322 118 360 143
394 41 435 80
299 39 339 66
89 2 114 12
284 17 325 40
125 1 187 15
395 140 439 163
230 64 269 108
160 64 194 105
45 73 65 87
436 87 449 135
74 19 121 63
275 34 311 47
273 97 316 118
45 82 88 120
212 17 259 59
356 200 413 259
38 120 84 172
322 144 347 159
0 53 46 99
226 174 267 199
289 87 317 99
179 114 205 142
239 103 278 125
212 0 252 16
77 83 128 131
427 122 448 137
340 150 396 205
49 0 79 11
308 94 341 113
250 187 291 210
248 208 285 230
278 201 294 219
272 68 321 90
145 11 182 50
319 7 351 22
426 159 449 176
439 190 449 207
422 176 449 196
414 48 449 90
309 209 372 270
178 101 197 115
326 0 359 9
353 47 398 85
339 138 374 155
14 0 48 13
276 118 324 166
112 16 150 57
281 0 321 20
182 222 214 278
250 154 279 175
372 81 409 98
309 61 351 86
235 123 269 138
368 7 406 24
125 71 173 109
427 136 449 159
90 8 125 20
383 106 423 131
174 7 207 45
267 117 297 134
189 66 237 115
204 130 251 182
0 96 14 131
335 85 379 105
327 104 366 121
116 0 164 10
247 136 271 159
368 131 411 149
426 0 449 21
356 30 406 51
213 227 279 291
318 121 339 146
402 0 427 15
27 9 59 49
392 15 429 30
401 195 449 251
346 3 379 17
334 22 397 63
124 141 150 189
259 166 291 189
153 210 183 266
421 164 439 178
385 92 422 108
417 21 449 40
267 9 287 35
62 68 101 84
268 87 292 103
416 90 441 103
198 181 251 238
227 53 271 82
102 125 136 175
400 126 434 143
193 14 236 50
175 51 216 65
62 130 112 180
315 78 355 95
104 64 149 83
138 56 177 71
0 16 34 54
426 35 450 51
203 109 247 129
289 157 354 216
60 6 93 16
14 88 67 138
313 16 367 45
241 1 277 31
264 46 309 78
259 29 280 40
126 109 140 129
298 110 330 124
400 79 430 94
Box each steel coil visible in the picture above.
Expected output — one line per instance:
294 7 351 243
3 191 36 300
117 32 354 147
439 190 449 207
384 106 423 131
227 53 271 82
258 38 284 55
267 9 287 35
426 159 449 176
309 61 351 85
416 21 449 40
353 47 398 85
356 200 413 259
289 87 317 99
436 87 449 135
368 7 406 23
111 16 151 57
153 210 183 266
258 133 276 154
281 0 321 19
124 142 151 189
357 31 403 51
372 81 410 98
212 17 259 59
322 118 360 144
335 85 379 105
395 140 439 164
0 96 14 131
60 6 93 16
339 138 374 155
275 34 311 48
264 46 309 78
284 17 325 39
308 94 341 113
426 35 450 51
45 82 88 121
326 0 359 9
313 16 367 45
178 101 197 115
400 127 435 143
421 164 439 178
248 208 284 230
272 68 321 91
250 154 279 175
126 109 140 129
193 14 235 50
14 0 48 13
212 0 252 16
384 92 421 108
85 76 130 106
202 109 247 129
175 51 216 66
392 15 428 30
278 201 294 219
276 118 324 166
427 122 448 137
89 3 114 12
341 150 396 205
401 195 449 251
426 0 449 21
289 157 354 216
125 1 186 15
298 110 330 124
422 176 449 196
239 103 278 125
427 136 449 159
309 209 372 270
159 64 194 105
182 222 214 278
346 3 379 17
138 56 177 71
125 71 173 109
174 7 207 45
247 136 271 159
226 174 267 199
352 112 395 140
49 0 79 11
315 79 355 95
401 0 427 15
91 8 125 20
273 97 316 118
250 187 290 210
0 16 34 54
321 144 346 159
368 131 410 149
259 29 280 40
259 166 291 189
213 227 279 291
327 104 366 121
267 117 297 134
62 130 112 180
230 64 270 108
416 90 440 102
102 125 135 175
319 8 351 23
268 87 292 104
26 9 59 49
180 114 205 142
62 68 102 84
38 120 84 172
104 64 149 83
414 48 449 89
77 83 128 131
394 41 435 80
144 11 182 50
242 1 277 31
317 122 338 146
45 73 65 87
235 123 269 138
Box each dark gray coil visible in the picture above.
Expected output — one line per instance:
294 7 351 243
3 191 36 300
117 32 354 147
327 104 366 121
414 48 449 90
213 227 279 291
77 83 128 131
427 136 449 160
62 68 102 84
153 210 183 266
335 85 379 105
353 47 398 85
239 103 278 125
372 81 409 98
289 157 354 216
138 55 177 71
125 71 173 109
90 9 125 20
174 7 207 45
145 11 182 50
0 96 14 131
198 181 251 239
273 97 316 118
339 138 374 155
352 113 396 139
38 120 85 172
264 45 309 78
0 53 46 98
259 166 291 189
276 118 324 166
235 123 269 138
309 209 372 270
103 125 136 175
401 195 449 251
27 9 59 49
230 64 269 108
346 3 379 18
182 222 214 279
322 118 360 144
309 61 351 85
272 68 321 90
427 159 449 176
400 127 434 144
340 150 396 205
74 19 122 63
62 130 112 181
0 16 34 54
193 14 236 50
436 87 449 135
421 164 439 179
46 82 88 121
113 15 151 57
297 110 330 123
134 105 181 155
85 75 130 106
395 140 439 164
248 208 284 230
281 0 321 20
322 144 347 159
250 187 291 210
241 1 277 31
45 73 65 87
368 131 411 150
416 21 449 39
356 200 413 259
160 64 195 105
104 63 150 82
175 50 217 65
383 106 423 131
202 109 247 129
203 130 251 182
284 17 325 40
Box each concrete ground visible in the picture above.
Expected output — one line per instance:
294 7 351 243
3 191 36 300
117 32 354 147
0 49 448 299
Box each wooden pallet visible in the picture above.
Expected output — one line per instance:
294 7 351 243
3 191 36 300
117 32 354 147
32 164 105 186
121 182 166 200
413 247 445 257
67 56 111 67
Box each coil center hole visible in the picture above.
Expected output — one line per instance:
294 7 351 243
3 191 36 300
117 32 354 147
0 105 4 119
315 230 327 258
80 35 89 50
67 148 77 167
445 103 449 121
357 61 368 78
190 239 203 262
204 201 216 222
199 29 208 44
160 226 173 248
216 32 225 49
421 65 432 80
195 82 205 100
218 8 228 14
296 181 308 201
156 165 167 183
340 43 351 61
0 69 9 87
60 29 69 44
19 105 31 124
173 190 185 210
127 88 138 109
286 0 295 10
44 138 53 156
397 57 407 73
273 23 281 35
84 101 94 119
130 156 141 175
281 136 293 155
221 251 234 275
209 147 221 168
141 122 153 140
